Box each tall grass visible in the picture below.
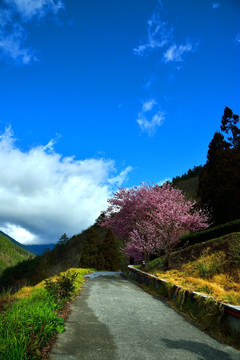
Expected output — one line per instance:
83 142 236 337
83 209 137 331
0 268 94 359
0 288 64 359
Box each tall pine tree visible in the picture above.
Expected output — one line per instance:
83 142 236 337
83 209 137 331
220 106 240 149
198 107 240 224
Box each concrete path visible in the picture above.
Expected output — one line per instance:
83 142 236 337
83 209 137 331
49 273 240 360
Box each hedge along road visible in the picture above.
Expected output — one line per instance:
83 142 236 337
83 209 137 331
49 273 240 360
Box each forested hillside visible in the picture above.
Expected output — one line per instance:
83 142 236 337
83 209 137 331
172 175 199 200
0 232 33 275
0 223 122 292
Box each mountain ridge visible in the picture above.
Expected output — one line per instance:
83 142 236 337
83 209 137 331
0 230 55 255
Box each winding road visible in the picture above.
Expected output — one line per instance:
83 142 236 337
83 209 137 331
49 273 240 360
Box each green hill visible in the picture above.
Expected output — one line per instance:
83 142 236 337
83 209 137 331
0 230 55 255
0 232 34 275
170 165 202 201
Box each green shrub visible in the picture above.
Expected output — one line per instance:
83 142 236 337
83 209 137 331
145 257 164 272
197 262 209 278
45 272 78 300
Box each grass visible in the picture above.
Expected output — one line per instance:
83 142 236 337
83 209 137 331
146 233 240 305
0 267 94 360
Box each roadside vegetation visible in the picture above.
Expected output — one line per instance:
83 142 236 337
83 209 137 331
0 268 94 360
145 233 240 305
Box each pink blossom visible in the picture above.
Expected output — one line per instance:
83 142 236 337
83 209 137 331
100 183 209 262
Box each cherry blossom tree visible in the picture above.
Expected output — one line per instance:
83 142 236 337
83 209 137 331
101 183 209 267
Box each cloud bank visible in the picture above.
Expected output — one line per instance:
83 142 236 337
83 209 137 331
0 0 64 65
0 127 132 244
137 99 164 136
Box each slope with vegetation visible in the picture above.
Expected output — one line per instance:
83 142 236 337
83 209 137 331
145 231 240 305
171 165 202 201
0 232 33 275
0 230 55 255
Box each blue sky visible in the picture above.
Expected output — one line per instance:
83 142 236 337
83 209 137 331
0 0 239 244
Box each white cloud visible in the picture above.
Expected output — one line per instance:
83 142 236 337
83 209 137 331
212 2 220 9
137 99 165 136
158 178 171 186
0 0 64 65
0 24 37 65
134 2 199 68
235 33 240 44
1 224 38 244
163 42 193 63
133 12 172 56
0 127 132 244
108 166 132 187
5 0 64 21
142 99 157 112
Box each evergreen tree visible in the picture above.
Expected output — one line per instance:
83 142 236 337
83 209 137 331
53 233 70 261
95 246 106 270
57 233 69 246
101 229 119 271
79 228 101 268
206 132 229 165
221 106 240 148
198 107 240 225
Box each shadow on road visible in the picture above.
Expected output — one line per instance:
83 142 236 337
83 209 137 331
49 282 118 360
161 338 235 360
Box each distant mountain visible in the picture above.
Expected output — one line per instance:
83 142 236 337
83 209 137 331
0 231 33 275
0 230 55 255
24 243 56 255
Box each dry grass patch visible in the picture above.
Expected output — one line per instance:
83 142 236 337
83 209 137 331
150 234 240 305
